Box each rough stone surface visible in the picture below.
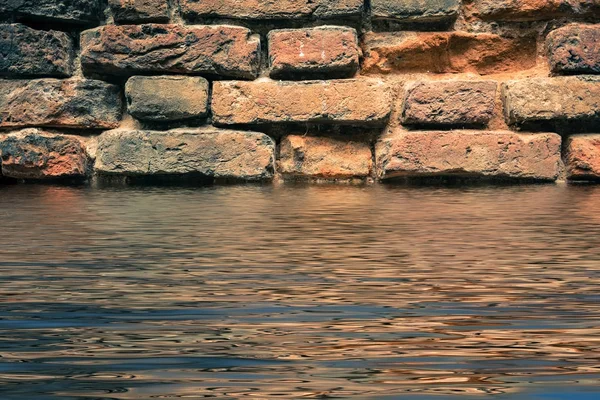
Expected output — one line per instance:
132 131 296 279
0 24 73 78
80 24 261 79
125 76 209 122
402 80 497 127
503 76 600 127
179 0 364 20
0 0 102 24
0 79 122 129
376 130 562 181
95 128 275 180
547 24 600 75
363 32 537 75
279 135 372 179
268 26 360 79
372 0 460 23
468 0 600 21
566 134 600 180
109 0 169 23
0 128 89 179
212 79 392 125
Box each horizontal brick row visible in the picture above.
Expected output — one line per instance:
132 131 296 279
2 22 598 80
3 1 599 25
3 76 598 130
1 128 572 182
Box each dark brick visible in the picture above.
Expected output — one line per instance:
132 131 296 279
547 24 600 75
0 24 73 78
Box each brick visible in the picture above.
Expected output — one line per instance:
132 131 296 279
212 79 392 126
279 135 372 179
468 0 600 21
179 0 363 21
268 26 360 79
81 24 260 79
402 80 497 127
125 76 209 122
502 76 600 128
0 24 73 78
565 134 600 180
0 0 102 24
0 78 122 129
109 0 169 23
376 130 562 181
363 32 536 75
372 0 460 23
547 24 600 75
0 129 89 180
95 128 275 181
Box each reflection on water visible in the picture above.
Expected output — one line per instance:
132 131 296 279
0 183 599 399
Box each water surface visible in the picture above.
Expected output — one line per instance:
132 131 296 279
0 183 599 399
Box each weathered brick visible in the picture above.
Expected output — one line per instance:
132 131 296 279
363 32 536 75
81 24 260 79
372 0 460 23
268 26 360 79
95 128 275 181
468 0 600 21
0 129 89 180
502 76 600 128
125 76 209 122
212 79 391 126
0 0 102 24
109 0 169 23
0 78 122 129
279 135 372 179
376 130 562 181
179 0 363 21
402 81 497 127
565 134 600 180
0 24 73 78
547 24 600 75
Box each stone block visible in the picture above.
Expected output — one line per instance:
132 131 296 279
363 31 537 75
268 26 360 79
468 0 600 21
0 128 89 179
372 0 460 23
125 76 209 122
0 0 102 24
565 134 600 180
547 24 600 75
212 79 392 125
402 80 497 127
279 135 372 179
0 78 122 129
109 0 169 23
502 76 600 128
0 24 73 78
376 130 562 181
179 0 363 21
95 128 275 181
81 24 260 79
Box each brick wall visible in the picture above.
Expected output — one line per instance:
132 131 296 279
0 1 599 183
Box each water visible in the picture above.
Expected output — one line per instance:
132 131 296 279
0 183 599 399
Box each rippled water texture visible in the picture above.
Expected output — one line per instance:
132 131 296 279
1 183 599 399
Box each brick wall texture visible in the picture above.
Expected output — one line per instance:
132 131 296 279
0 1 599 183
